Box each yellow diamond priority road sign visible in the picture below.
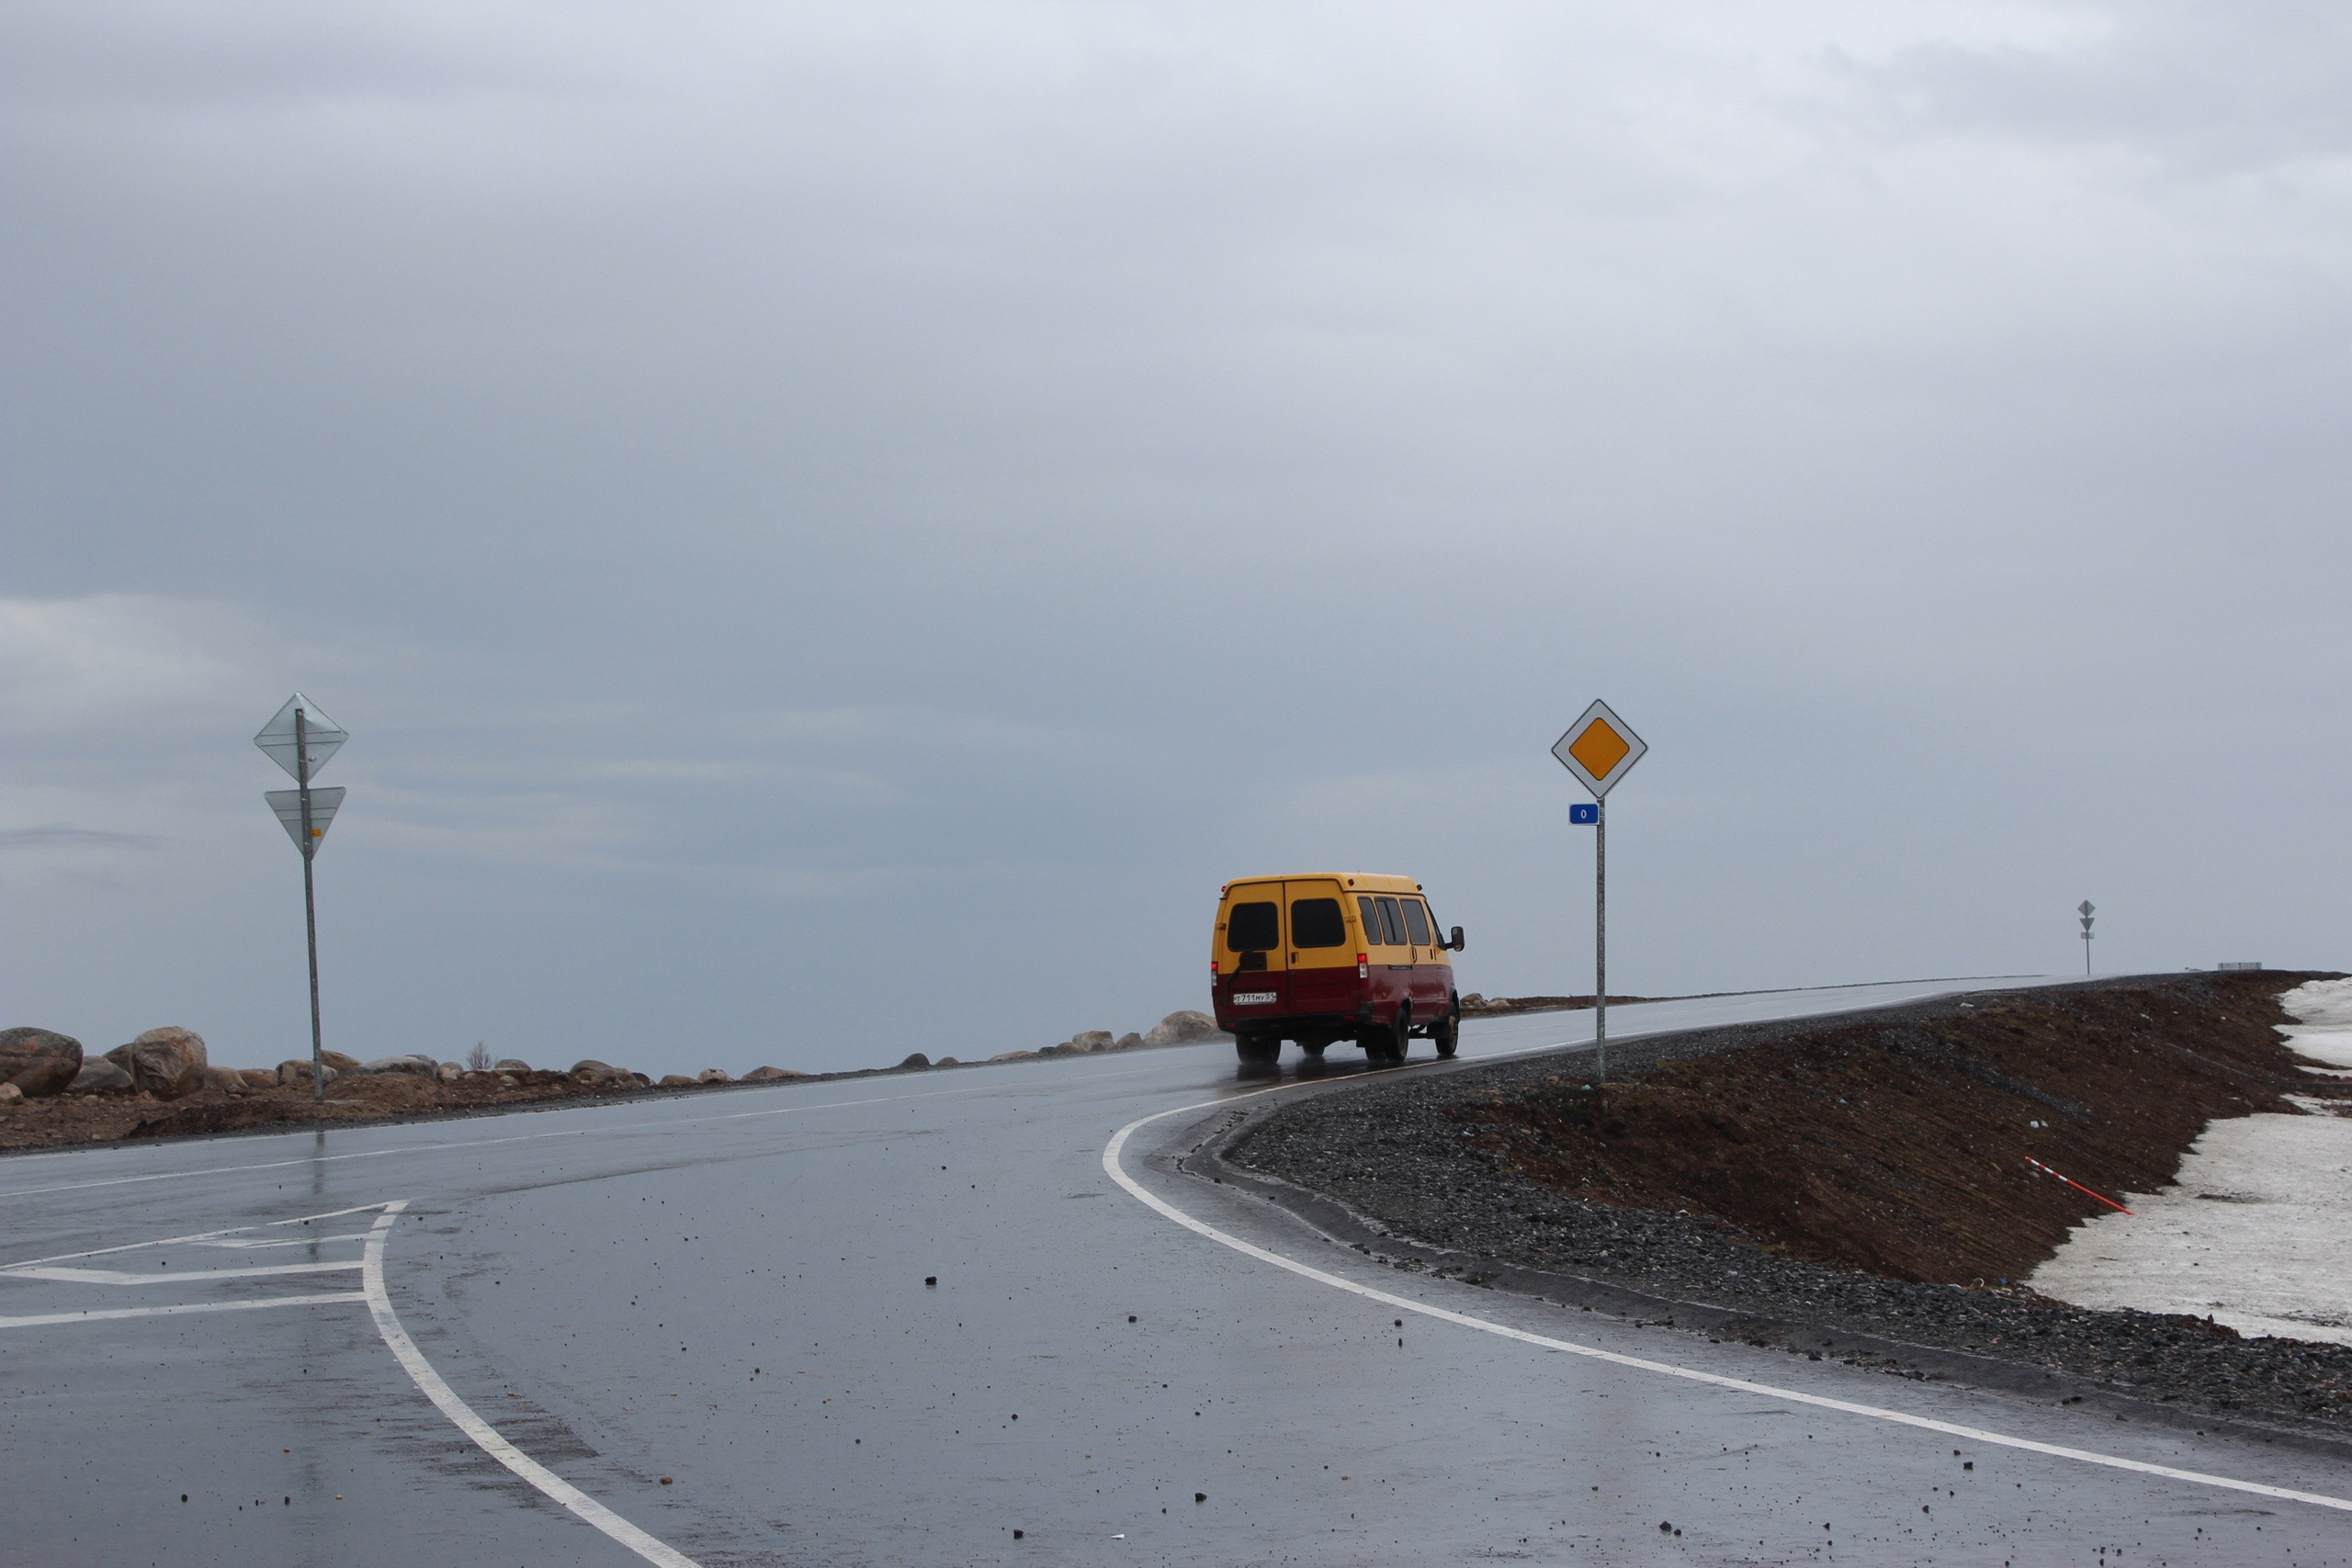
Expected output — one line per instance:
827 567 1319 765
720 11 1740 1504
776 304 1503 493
1552 698 1646 798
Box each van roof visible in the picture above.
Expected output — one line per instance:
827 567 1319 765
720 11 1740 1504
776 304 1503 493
1222 873 1423 894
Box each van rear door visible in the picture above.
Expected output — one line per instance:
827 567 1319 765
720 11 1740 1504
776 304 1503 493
1283 879 1357 1017
1220 883 1288 1020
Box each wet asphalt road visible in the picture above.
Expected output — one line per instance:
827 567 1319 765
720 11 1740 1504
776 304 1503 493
6 978 2350 1566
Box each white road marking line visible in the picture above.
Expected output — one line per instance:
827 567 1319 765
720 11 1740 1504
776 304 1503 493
194 1231 377 1250
0 1079 1019 1201
2 1259 361 1285
1103 1093 2352 1516
359 1202 704 1568
5 1201 392 1269
6 1198 698 1562
0 1292 368 1329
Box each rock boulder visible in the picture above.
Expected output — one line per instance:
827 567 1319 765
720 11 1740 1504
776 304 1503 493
278 1059 337 1087
238 1068 277 1090
741 1066 808 1082
198 1066 250 1095
1114 1032 1143 1052
697 1068 732 1084
322 1051 361 1071
1069 1031 1114 1054
1143 1010 1224 1047
899 1053 931 1070
352 1055 437 1077
571 1059 631 1084
659 1073 698 1087
492 1057 531 1073
69 1057 134 1094
0 1026 85 1098
122 1027 209 1100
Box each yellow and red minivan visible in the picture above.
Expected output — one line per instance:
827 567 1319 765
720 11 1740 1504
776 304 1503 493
1209 874 1464 1066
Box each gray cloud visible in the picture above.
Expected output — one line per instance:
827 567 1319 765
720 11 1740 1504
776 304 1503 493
0 824 161 851
5 4 2345 1071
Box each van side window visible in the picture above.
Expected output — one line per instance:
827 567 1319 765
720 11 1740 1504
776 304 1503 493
1374 897 1407 947
1226 901 1280 953
1401 898 1431 947
1356 897 1383 946
1290 898 1346 949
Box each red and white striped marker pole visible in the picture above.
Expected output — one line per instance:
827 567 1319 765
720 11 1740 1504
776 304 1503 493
2028 1156 2132 1215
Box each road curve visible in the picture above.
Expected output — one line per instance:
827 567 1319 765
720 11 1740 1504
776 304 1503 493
6 976 2347 1565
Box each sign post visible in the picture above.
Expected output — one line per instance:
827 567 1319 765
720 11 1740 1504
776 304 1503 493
255 694 348 1100
2079 900 2095 977
1552 700 1647 1078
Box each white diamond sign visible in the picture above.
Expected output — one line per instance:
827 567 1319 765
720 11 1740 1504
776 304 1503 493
266 787 345 853
254 693 346 783
1551 698 1647 799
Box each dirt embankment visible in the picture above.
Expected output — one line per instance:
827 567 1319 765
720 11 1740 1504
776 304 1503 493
1228 972 2352 1432
1468 972 2330 1285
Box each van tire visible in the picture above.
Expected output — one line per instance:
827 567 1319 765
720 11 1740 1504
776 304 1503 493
1369 1007 1408 1066
1235 1032 1279 1066
1433 998 1460 1058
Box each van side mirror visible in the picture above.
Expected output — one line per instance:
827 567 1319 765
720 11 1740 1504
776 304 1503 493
1449 926 1465 952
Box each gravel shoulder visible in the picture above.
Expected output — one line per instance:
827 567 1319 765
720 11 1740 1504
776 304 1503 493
1219 971 2352 1443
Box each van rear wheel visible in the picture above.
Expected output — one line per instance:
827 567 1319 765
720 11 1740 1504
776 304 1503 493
1364 1008 1408 1066
1235 1032 1279 1066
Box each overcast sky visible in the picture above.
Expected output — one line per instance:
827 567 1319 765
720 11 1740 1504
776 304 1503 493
6 3 2347 1076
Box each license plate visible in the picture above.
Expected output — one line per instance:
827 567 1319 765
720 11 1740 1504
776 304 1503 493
1231 990 1277 1006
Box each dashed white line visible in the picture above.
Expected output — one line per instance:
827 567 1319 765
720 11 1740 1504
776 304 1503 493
3 1202 390 1269
0 1292 368 1329
5 1259 361 1286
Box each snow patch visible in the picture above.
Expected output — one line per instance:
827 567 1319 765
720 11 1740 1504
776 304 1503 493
2030 984 2352 1345
2028 1112 2352 1345
2280 976 2352 1072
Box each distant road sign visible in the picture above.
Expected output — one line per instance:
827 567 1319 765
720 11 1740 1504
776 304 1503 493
255 692 350 1102
266 787 345 852
254 693 346 783
1552 697 1646 1079
1552 699 1647 798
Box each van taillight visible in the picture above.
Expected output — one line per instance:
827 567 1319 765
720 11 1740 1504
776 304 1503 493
1210 961 1220 977
1357 953 1369 978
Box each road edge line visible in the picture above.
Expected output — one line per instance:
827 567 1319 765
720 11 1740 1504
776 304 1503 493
359 1201 707 1568
1103 1097 2352 1515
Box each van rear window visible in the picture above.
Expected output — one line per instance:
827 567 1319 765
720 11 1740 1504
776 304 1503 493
1374 897 1407 946
1290 898 1345 948
1356 897 1383 945
1401 898 1431 946
1227 901 1280 953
